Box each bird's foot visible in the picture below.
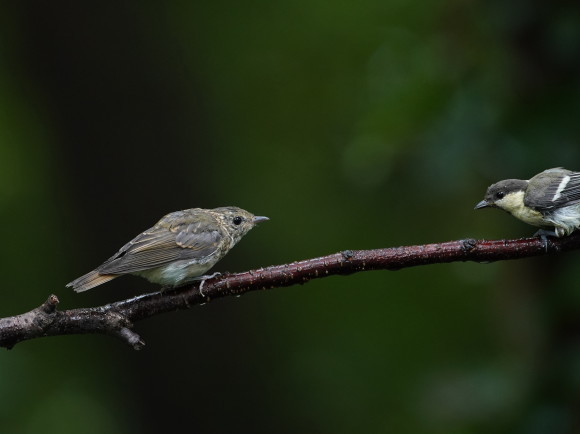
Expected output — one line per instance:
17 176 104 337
198 272 222 297
533 229 557 252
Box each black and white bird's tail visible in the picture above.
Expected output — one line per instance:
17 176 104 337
66 269 117 292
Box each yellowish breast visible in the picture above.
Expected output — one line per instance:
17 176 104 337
497 191 546 227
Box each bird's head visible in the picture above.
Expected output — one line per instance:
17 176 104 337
212 206 269 243
475 179 529 213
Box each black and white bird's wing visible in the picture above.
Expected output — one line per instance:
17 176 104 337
98 212 224 275
525 168 580 211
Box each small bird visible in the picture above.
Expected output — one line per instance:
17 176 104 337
475 167 580 238
66 207 268 292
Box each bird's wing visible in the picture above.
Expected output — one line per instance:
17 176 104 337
98 213 224 275
525 169 580 210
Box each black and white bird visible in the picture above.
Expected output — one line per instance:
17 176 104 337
475 167 580 238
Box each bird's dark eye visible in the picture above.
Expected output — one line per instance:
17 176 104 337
233 216 243 225
495 191 505 199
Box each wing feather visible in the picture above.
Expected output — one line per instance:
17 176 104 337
526 170 580 210
98 212 224 275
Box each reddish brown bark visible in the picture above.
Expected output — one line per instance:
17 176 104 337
1 234 577 350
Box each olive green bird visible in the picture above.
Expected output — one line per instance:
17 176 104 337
66 207 268 292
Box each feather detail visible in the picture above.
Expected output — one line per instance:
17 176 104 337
66 270 117 292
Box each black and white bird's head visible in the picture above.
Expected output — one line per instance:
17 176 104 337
474 179 529 213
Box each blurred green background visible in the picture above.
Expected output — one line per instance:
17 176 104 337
1 1 580 433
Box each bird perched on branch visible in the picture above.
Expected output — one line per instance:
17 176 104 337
66 207 268 293
475 167 580 238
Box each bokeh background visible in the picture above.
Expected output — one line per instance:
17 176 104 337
1 1 580 433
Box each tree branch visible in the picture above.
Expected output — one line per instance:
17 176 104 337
2 234 579 350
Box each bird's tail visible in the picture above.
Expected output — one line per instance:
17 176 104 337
66 269 117 292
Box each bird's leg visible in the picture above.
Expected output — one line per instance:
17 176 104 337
533 228 557 252
197 272 222 297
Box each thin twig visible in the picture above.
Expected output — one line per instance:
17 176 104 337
1 234 578 350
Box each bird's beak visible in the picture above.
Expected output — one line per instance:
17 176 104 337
474 200 491 210
253 216 269 224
